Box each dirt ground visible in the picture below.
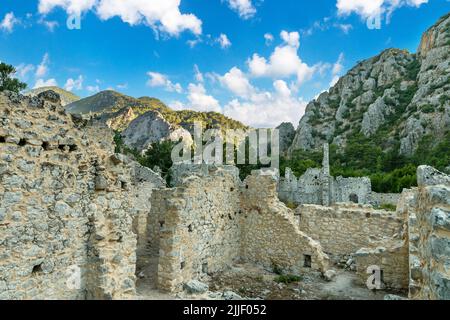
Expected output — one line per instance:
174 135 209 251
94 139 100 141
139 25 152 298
135 261 407 300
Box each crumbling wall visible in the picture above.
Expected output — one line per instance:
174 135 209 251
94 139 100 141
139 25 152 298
153 167 241 292
371 192 401 207
0 91 140 300
334 176 372 204
240 170 329 274
354 241 409 290
278 169 373 206
297 203 404 262
410 166 450 299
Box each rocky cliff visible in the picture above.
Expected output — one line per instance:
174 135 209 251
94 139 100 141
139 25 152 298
67 90 248 151
289 13 450 157
25 86 80 106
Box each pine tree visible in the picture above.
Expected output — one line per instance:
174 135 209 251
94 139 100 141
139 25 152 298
0 62 27 93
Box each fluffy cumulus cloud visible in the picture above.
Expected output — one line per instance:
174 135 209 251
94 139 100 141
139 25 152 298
223 80 307 128
64 75 84 91
147 72 183 93
226 0 256 19
187 83 221 112
336 0 429 19
215 66 307 127
219 67 255 99
247 31 315 85
0 12 20 33
38 0 202 36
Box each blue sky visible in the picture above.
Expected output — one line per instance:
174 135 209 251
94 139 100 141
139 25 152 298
1 0 449 127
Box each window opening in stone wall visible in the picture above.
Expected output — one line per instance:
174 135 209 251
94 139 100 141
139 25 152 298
304 254 312 268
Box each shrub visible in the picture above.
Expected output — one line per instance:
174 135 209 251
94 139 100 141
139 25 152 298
274 275 302 284
421 104 435 113
379 203 397 211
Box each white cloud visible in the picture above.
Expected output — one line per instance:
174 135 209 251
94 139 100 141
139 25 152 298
38 0 97 15
38 0 202 36
226 0 256 19
64 75 84 91
1 12 20 33
219 67 255 99
329 53 344 87
169 100 184 111
264 33 274 46
86 85 100 93
336 0 429 20
194 64 204 82
247 31 315 85
335 23 353 34
15 64 35 80
217 33 232 49
223 80 307 128
117 83 128 90
187 83 221 112
332 53 344 76
38 17 59 31
146 72 183 93
34 78 58 89
35 53 50 78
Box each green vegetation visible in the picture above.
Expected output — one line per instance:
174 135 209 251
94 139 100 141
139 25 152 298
140 141 177 184
274 274 302 284
0 62 27 93
281 130 450 193
421 104 435 113
26 86 80 105
378 204 397 211
405 59 421 81
69 90 248 132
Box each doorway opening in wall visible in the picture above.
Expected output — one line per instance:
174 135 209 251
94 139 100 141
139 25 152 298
304 255 312 268
349 193 359 203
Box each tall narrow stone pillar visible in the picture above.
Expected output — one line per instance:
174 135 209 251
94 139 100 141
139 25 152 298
321 143 331 206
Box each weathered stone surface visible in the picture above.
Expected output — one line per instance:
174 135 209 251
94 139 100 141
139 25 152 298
417 165 450 187
184 280 209 294
0 91 162 300
289 13 450 157
324 270 337 282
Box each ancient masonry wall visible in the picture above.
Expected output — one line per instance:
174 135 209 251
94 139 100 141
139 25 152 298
0 91 153 300
152 168 242 292
354 166 450 297
278 169 373 206
341 191 410 290
410 167 450 299
371 192 402 207
240 171 329 275
296 203 405 262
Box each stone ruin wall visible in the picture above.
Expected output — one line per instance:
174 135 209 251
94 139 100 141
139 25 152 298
151 167 242 292
354 166 450 298
370 192 402 207
278 168 373 206
150 167 330 293
0 91 160 300
296 203 405 263
240 171 329 275
410 167 450 299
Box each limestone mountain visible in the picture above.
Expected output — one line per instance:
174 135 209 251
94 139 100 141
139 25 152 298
289 13 450 158
24 86 80 106
67 89 248 135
